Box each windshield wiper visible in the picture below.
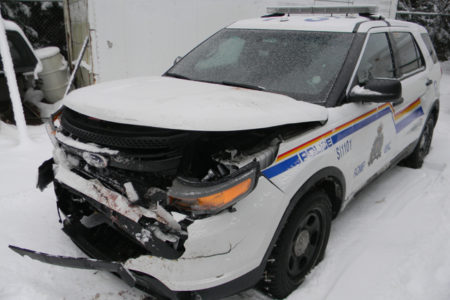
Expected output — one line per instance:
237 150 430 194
221 81 266 91
165 72 191 81
164 75 266 91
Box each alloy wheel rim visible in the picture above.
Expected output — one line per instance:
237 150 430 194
287 210 323 281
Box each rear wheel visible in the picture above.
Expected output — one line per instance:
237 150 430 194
401 114 435 169
263 190 332 299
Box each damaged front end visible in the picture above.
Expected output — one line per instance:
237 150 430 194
45 107 282 250
9 103 325 298
18 107 300 290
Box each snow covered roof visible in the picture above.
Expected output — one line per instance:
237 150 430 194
228 15 421 33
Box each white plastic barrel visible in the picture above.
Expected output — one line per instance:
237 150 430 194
35 47 69 103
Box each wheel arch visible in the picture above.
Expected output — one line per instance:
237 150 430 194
288 167 346 218
312 171 345 218
430 99 439 127
261 167 346 266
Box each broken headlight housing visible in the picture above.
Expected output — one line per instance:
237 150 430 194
168 161 258 216
45 109 62 147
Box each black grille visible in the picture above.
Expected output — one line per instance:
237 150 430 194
61 107 192 150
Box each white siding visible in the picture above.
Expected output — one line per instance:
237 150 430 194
80 0 398 83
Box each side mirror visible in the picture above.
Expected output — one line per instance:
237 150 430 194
348 78 402 103
173 56 182 66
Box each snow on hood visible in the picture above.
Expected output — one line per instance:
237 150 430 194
63 76 328 131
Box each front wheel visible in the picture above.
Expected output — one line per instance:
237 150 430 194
263 190 332 299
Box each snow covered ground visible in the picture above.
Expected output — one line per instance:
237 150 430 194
1 63 449 300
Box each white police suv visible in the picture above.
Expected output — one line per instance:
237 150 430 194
11 5 441 300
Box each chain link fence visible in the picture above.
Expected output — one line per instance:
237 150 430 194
0 0 66 57
0 0 66 124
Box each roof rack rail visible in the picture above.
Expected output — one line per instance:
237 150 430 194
261 12 286 18
360 12 385 20
266 5 379 16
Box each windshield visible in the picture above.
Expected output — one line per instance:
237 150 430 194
166 29 354 104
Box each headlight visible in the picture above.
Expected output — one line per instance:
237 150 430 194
46 108 62 147
168 162 258 216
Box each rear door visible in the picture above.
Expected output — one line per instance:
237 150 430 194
387 29 429 154
419 32 441 90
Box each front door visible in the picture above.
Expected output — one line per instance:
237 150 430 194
342 29 399 196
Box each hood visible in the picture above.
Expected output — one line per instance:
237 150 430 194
63 76 328 131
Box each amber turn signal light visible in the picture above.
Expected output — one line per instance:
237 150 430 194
168 163 258 216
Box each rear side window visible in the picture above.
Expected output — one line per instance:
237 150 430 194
391 32 425 75
420 33 438 64
356 32 395 84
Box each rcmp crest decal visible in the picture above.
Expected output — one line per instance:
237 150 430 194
368 124 384 166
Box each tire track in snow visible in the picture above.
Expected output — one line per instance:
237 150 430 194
284 163 445 300
373 169 450 300
328 165 446 300
379 162 446 219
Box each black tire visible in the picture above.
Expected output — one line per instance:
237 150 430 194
263 190 332 299
401 114 436 169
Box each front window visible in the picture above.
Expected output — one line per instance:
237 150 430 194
166 29 354 104
356 32 395 84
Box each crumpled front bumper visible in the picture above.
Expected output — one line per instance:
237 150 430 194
8 244 191 300
11 162 286 299
9 245 136 286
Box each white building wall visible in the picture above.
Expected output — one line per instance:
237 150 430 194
85 0 398 83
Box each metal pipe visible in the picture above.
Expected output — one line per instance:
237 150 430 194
0 9 28 142
397 11 450 16
64 35 89 97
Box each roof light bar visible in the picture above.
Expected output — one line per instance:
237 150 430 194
266 5 379 16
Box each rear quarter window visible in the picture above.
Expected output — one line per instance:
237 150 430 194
420 33 438 64
391 32 425 76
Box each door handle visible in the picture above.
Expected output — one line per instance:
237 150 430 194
426 79 433 86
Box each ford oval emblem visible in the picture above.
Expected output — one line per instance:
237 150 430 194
82 152 108 168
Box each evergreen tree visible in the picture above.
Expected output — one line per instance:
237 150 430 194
0 2 66 56
398 0 450 60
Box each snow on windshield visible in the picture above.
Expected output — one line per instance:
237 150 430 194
167 29 354 103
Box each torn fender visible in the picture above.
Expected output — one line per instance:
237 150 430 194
8 245 136 286
37 158 54 191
